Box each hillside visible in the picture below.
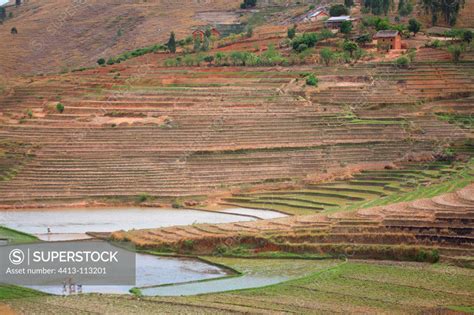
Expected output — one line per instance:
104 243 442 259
0 0 242 75
0 57 472 208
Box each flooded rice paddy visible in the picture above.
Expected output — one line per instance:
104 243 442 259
1 207 288 296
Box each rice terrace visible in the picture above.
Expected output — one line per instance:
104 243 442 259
0 0 473 314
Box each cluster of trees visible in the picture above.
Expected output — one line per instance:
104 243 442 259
421 0 465 26
398 0 414 17
290 29 335 52
319 41 368 67
165 45 287 67
240 0 257 9
329 4 349 17
98 43 167 65
362 0 392 15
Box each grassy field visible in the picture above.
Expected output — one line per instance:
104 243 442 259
0 226 38 244
3 260 472 314
0 285 46 300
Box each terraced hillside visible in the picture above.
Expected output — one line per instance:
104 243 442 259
223 160 474 215
0 60 472 208
113 172 474 265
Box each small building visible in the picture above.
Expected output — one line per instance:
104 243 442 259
192 28 221 41
373 30 402 51
324 16 352 29
304 9 329 22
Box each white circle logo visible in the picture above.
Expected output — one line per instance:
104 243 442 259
9 249 25 265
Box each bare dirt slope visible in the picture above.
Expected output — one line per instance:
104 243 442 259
0 0 240 76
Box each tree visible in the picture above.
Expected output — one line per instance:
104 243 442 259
344 0 354 7
398 0 413 16
340 20 353 35
204 55 214 63
343 40 358 58
15 0 21 6
408 19 421 36
97 58 106 66
202 36 210 51
167 32 176 53
241 0 257 9
421 0 465 26
329 4 348 17
0 8 5 20
320 48 334 66
193 37 202 52
306 74 318 86
395 56 410 68
291 32 318 51
375 18 390 31
56 103 65 113
287 26 296 39
246 26 253 38
356 34 372 45
448 45 463 63
463 30 473 44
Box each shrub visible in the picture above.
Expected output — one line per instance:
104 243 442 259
408 18 421 36
395 56 410 68
129 288 143 297
167 32 176 53
306 74 318 86
182 239 194 250
296 43 308 53
25 109 33 118
246 26 254 38
343 40 358 58
463 30 473 43
340 20 352 35
137 193 150 203
292 32 318 51
97 58 105 66
287 26 296 39
329 4 348 17
320 48 334 66
448 45 463 63
56 103 64 113
241 0 256 9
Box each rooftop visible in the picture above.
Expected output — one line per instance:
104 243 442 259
326 16 351 22
374 30 400 38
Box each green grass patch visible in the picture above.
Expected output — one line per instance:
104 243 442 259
0 284 46 300
0 226 38 244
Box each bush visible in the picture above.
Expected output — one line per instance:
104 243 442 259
137 193 150 203
320 48 334 66
25 109 33 118
408 19 421 36
182 239 194 250
329 4 348 17
343 40 358 58
287 26 296 39
56 103 64 113
306 74 318 86
241 0 256 9
448 45 463 63
340 20 352 35
129 288 143 297
97 58 105 66
395 56 410 67
463 30 473 43
167 32 176 53
292 32 318 51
